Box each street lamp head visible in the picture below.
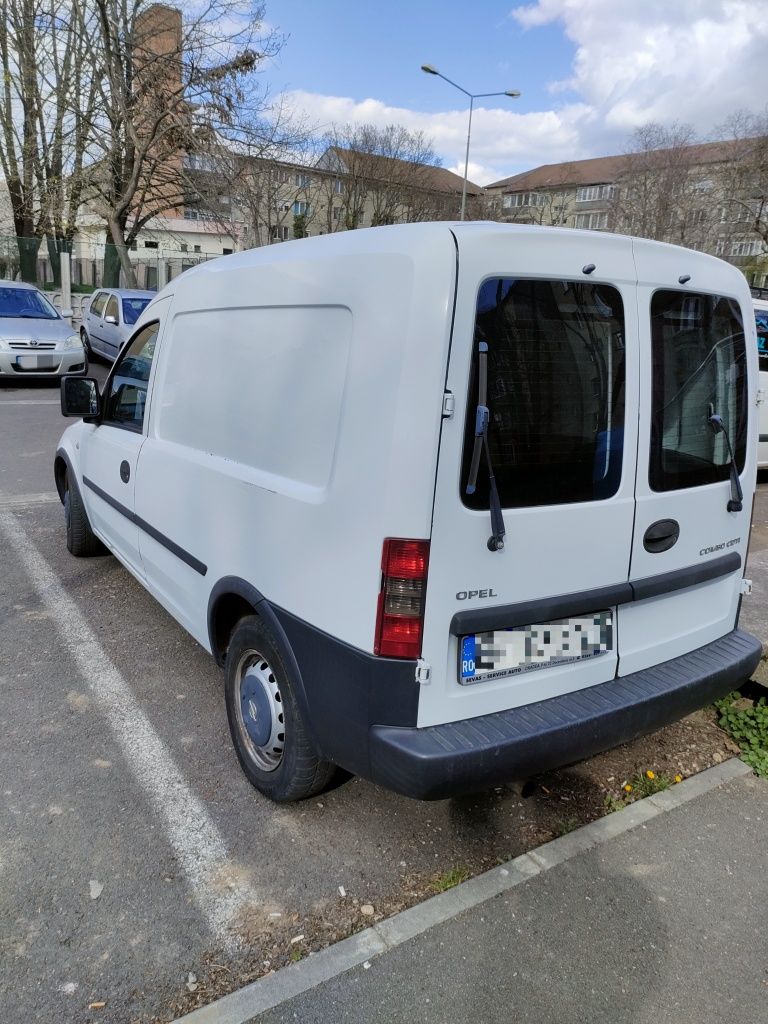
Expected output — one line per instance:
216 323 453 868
505 90 521 97
421 64 439 75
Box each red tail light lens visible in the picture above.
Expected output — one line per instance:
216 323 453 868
374 538 430 659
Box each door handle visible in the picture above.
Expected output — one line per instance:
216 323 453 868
643 519 679 553
120 460 130 484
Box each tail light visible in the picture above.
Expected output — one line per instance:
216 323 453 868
374 538 430 659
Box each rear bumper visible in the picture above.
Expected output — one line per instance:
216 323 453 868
370 629 763 800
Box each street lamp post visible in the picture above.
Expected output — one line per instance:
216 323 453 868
421 64 520 221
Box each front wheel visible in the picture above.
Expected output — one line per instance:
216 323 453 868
80 328 94 360
224 616 335 802
63 470 105 556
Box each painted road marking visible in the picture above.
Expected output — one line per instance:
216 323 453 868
0 399 60 405
0 508 258 951
0 493 59 508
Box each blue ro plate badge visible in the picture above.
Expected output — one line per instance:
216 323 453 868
460 611 613 684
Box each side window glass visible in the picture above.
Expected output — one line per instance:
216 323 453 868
103 322 159 432
757 311 768 373
105 295 119 321
91 292 107 317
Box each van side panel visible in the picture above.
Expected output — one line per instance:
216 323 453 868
135 235 457 656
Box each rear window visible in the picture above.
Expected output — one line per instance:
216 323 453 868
461 278 626 509
122 297 150 326
757 307 768 373
650 290 747 492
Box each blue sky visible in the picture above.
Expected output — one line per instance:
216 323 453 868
265 1 768 185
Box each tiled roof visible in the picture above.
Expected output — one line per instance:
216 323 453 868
323 147 483 195
486 139 746 193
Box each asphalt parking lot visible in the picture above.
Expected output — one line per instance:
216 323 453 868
1 366 767 1024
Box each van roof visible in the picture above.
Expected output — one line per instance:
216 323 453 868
152 221 747 300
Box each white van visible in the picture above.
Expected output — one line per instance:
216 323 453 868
755 298 768 468
56 223 762 802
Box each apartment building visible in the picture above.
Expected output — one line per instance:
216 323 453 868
485 139 768 288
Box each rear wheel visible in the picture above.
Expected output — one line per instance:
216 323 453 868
224 615 335 802
63 470 104 556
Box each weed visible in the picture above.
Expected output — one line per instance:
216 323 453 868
715 692 768 778
289 948 303 963
432 866 469 892
604 769 673 812
553 815 580 836
603 793 625 814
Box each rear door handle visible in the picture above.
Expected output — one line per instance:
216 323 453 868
643 519 679 553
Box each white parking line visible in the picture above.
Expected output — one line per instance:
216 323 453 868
0 508 258 951
0 493 59 508
0 398 61 404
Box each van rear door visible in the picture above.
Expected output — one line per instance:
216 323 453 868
619 245 752 676
419 227 639 729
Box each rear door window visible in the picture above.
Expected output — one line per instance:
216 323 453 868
461 278 626 509
649 291 746 492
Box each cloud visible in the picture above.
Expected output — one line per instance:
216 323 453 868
284 89 592 185
283 1 768 183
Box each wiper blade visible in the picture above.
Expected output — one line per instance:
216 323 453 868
465 340 506 552
708 410 743 512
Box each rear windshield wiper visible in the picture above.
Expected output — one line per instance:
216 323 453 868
465 340 506 551
708 409 743 512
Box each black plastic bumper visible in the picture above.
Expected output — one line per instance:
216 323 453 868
370 629 763 800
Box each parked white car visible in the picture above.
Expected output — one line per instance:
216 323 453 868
55 223 762 802
0 281 87 380
81 288 153 362
755 298 768 469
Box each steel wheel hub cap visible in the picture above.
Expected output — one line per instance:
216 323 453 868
236 654 284 772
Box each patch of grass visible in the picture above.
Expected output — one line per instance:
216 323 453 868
553 815 580 836
289 948 303 963
715 692 768 778
432 866 469 893
604 769 675 812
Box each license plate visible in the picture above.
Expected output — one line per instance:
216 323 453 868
16 355 41 369
459 611 613 684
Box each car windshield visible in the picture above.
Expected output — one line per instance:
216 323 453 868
0 286 59 320
122 297 151 326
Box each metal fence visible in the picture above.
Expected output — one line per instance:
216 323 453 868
0 234 227 300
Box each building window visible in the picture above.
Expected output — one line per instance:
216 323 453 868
184 207 200 220
333 179 344 194
180 243 188 252
503 192 547 209
576 184 615 202
193 245 201 253
292 200 311 216
714 240 725 256
574 212 608 230
332 207 343 221
129 240 137 251
144 240 159 249
271 225 289 242
730 239 764 257
689 209 706 227
295 173 311 188
222 247 233 255
182 153 216 172
692 178 714 194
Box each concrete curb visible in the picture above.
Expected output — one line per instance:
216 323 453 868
173 757 752 1024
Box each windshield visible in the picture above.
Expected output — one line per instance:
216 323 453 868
757 307 768 373
0 286 59 320
122 297 151 326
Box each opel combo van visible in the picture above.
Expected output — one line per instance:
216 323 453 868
56 223 763 802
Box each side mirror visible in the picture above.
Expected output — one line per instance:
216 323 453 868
61 376 101 421
104 314 118 325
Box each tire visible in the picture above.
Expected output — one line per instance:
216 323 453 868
63 470 105 556
224 615 335 802
80 328 94 360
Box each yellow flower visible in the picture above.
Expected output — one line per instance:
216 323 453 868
646 770 655 780
674 774 683 783
623 784 633 793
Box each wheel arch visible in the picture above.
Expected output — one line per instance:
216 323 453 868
54 447 72 503
207 576 318 748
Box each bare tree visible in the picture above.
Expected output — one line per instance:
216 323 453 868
77 0 282 286
714 109 768 256
609 123 706 245
0 0 94 281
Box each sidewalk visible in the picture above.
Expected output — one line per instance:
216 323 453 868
177 759 768 1024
